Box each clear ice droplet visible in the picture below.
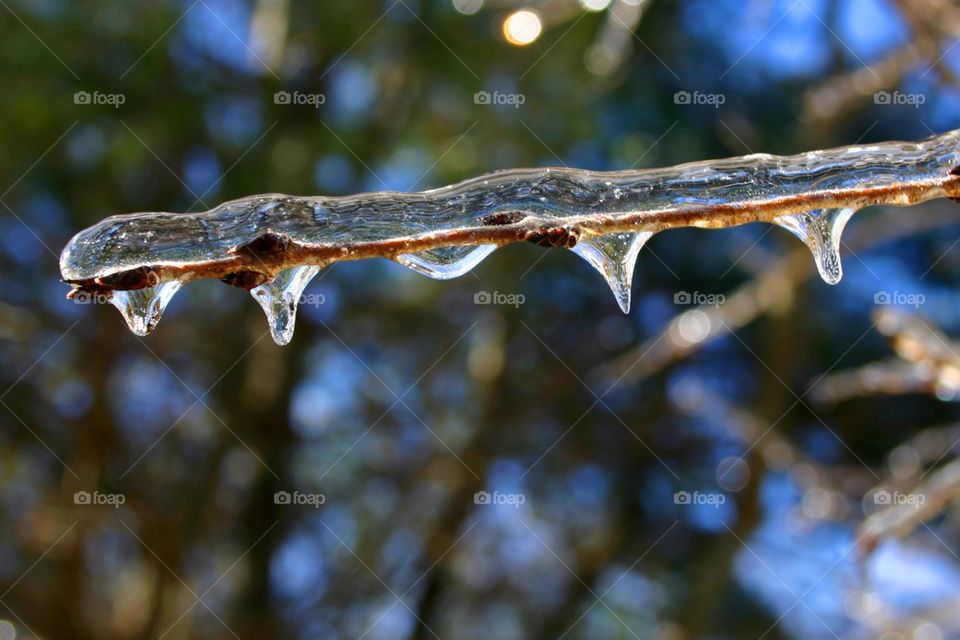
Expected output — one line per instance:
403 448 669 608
395 245 497 279
250 266 321 345
109 280 183 336
571 231 654 313
773 208 856 285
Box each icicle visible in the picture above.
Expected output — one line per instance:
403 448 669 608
394 245 497 280
773 208 856 285
571 231 654 313
250 266 321 345
109 280 183 336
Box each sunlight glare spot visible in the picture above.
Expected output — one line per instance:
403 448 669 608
503 10 542 46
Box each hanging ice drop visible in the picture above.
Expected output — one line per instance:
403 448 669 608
773 208 856 285
109 280 183 336
394 244 498 279
250 266 321 345
571 231 654 313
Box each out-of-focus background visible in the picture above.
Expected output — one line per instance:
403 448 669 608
2 0 960 638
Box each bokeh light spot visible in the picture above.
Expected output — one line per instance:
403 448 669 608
503 10 542 46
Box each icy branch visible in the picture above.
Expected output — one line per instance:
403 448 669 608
60 130 960 344
813 308 960 404
858 457 960 555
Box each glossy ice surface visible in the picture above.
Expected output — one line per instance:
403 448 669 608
59 130 960 343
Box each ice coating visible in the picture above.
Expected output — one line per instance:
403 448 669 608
59 129 960 343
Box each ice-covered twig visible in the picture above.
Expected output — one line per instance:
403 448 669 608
858 457 960 554
809 358 938 404
812 309 960 404
878 307 960 397
60 130 960 344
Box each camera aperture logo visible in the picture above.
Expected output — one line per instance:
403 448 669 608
74 90 125 108
674 291 725 307
74 490 125 509
874 290 925 308
274 90 325 108
474 290 525 308
474 490 526 508
673 490 726 507
274 490 325 508
474 90 525 109
674 90 725 109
